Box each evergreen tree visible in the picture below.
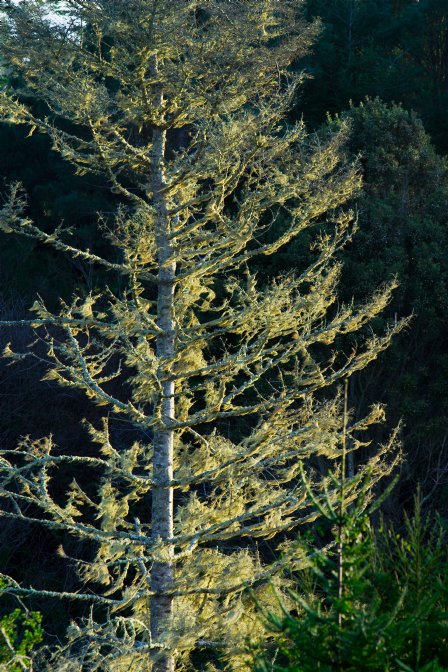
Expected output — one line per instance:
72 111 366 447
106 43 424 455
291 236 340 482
252 487 448 672
0 2 404 670
300 0 448 153
333 99 448 510
250 381 401 672
250 395 448 672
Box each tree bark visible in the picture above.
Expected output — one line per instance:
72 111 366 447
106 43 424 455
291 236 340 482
150 57 176 672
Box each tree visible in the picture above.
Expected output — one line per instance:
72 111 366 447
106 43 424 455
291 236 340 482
252 488 448 672
300 0 448 153
250 401 403 672
268 97 448 513
332 99 448 511
0 2 404 670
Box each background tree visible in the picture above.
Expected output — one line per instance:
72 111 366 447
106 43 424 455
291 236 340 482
334 99 448 512
260 96 448 513
0 2 404 670
300 0 448 153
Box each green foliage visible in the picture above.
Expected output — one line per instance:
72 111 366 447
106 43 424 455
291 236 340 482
337 99 448 309
373 498 448 670
0 581 43 672
301 0 448 153
331 99 448 504
252 488 448 672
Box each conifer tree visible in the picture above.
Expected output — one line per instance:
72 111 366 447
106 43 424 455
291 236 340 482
0 2 404 670
252 479 448 672
251 383 404 672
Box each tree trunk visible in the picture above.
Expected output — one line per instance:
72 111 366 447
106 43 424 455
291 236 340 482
150 57 176 672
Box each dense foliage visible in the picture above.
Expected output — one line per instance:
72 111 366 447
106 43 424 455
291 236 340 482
252 494 448 671
335 99 448 511
0 581 43 672
301 0 448 153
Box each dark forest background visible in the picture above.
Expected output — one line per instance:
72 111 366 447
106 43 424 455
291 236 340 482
0 0 448 650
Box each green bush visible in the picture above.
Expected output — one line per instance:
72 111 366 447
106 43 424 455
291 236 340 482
0 581 43 672
251 488 448 672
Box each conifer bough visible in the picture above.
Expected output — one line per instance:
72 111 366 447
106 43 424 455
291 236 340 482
0 2 405 670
